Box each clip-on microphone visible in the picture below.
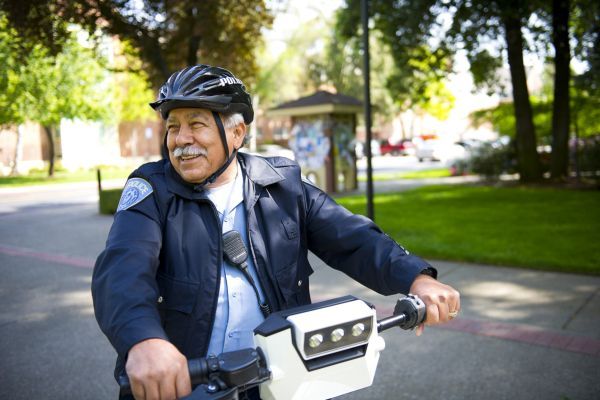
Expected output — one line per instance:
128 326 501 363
222 230 271 317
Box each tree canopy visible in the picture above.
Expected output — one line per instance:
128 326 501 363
0 16 124 175
335 0 455 122
254 13 410 125
0 17 114 127
1 0 274 87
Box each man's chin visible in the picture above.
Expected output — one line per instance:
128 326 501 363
174 165 210 184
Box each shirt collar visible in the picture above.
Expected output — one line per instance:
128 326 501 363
206 165 244 216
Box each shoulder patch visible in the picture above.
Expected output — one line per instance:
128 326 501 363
117 178 154 212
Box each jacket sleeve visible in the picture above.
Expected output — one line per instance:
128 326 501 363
91 188 168 357
303 180 433 295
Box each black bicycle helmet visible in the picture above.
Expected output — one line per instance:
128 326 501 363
152 65 253 190
150 65 254 124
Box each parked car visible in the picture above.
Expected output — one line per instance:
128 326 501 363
379 139 415 156
414 139 467 163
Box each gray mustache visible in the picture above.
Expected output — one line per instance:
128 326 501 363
173 146 208 158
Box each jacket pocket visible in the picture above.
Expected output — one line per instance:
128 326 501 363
274 257 313 307
156 273 199 347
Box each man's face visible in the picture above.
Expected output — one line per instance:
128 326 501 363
166 108 239 184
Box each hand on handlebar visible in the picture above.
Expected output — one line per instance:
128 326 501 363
409 274 461 336
126 338 192 400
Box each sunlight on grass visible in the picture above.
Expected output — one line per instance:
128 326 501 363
0 166 132 187
398 168 451 179
337 185 600 275
357 168 451 182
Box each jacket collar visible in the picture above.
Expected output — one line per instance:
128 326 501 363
237 152 285 187
164 152 285 200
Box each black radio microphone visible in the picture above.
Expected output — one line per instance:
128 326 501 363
222 230 271 316
222 230 249 270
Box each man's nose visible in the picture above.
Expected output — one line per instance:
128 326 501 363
175 124 194 146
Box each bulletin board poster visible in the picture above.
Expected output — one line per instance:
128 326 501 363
332 117 357 191
288 121 330 170
332 119 355 170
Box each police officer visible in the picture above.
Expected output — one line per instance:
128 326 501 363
92 65 460 400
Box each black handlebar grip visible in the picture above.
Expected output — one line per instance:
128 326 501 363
118 374 132 397
377 294 427 332
394 294 426 329
188 357 212 386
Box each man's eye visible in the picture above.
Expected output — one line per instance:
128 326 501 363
167 126 179 132
191 122 204 129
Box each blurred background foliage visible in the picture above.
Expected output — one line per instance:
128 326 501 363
0 0 273 87
0 0 598 180
333 0 599 182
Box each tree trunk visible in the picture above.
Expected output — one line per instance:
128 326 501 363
550 0 571 180
187 36 200 66
186 5 200 66
10 125 24 176
502 12 542 182
143 39 171 84
94 1 171 84
43 125 55 177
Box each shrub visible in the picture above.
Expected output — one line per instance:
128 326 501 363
450 158 470 176
577 136 600 174
468 141 516 180
99 189 123 215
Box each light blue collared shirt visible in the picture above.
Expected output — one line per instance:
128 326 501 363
205 170 266 356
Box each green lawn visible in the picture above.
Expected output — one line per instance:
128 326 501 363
357 168 451 182
337 185 600 275
0 167 131 187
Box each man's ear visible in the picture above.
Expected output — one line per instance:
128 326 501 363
232 123 247 148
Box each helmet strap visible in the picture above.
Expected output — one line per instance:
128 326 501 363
193 149 238 191
212 111 229 160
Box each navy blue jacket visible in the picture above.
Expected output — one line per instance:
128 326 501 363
92 153 432 378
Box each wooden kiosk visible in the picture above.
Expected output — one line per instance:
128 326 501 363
267 91 362 194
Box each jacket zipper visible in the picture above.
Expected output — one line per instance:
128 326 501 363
245 213 275 314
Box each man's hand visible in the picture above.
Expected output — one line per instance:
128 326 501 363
126 338 192 400
409 274 460 336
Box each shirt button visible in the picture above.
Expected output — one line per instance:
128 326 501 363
157 296 164 303
232 293 237 298
297 280 302 287
228 332 234 338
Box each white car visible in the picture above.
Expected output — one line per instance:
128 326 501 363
415 140 467 163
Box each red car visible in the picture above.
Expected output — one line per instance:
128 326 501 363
379 139 415 156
